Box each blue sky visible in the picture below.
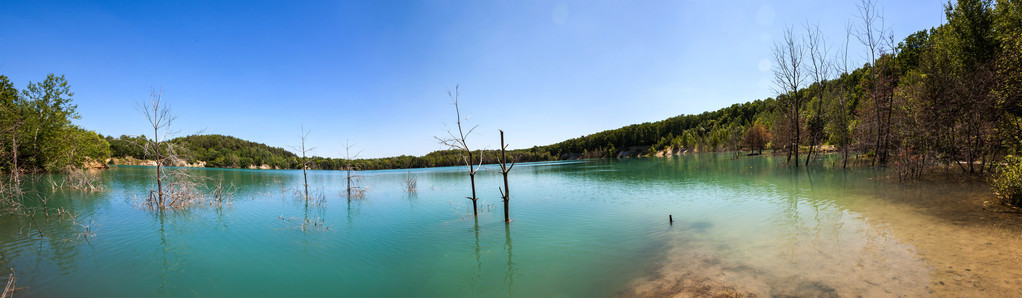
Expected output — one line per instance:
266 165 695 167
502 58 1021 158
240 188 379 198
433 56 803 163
0 0 947 158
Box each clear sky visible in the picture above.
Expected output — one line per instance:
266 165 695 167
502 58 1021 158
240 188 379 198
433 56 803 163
0 0 947 158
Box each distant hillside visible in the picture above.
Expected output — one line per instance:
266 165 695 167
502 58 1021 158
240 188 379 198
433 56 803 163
107 134 299 169
171 134 298 168
543 99 778 158
103 98 781 171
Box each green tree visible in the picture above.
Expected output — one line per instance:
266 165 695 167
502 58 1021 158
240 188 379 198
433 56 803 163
21 74 80 171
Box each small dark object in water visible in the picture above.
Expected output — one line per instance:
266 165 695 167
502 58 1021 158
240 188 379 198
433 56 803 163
669 215 673 225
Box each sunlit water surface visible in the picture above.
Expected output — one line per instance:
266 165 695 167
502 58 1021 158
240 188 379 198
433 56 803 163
0 154 952 296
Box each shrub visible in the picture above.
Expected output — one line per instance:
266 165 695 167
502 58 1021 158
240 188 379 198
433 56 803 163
992 155 1022 207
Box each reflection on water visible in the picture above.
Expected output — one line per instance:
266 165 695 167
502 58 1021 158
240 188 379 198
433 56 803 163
0 155 1015 296
504 222 516 297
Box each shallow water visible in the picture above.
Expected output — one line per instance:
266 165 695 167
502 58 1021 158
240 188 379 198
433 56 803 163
0 154 1016 297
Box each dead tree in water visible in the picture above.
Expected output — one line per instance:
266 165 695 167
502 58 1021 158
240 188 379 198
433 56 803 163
293 127 314 202
772 26 807 167
436 85 484 216
497 130 515 222
804 22 832 166
832 23 855 169
341 140 365 199
856 0 894 166
140 89 177 208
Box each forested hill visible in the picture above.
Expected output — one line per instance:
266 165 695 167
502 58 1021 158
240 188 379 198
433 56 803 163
106 134 558 170
543 99 777 158
105 134 298 169
172 135 298 168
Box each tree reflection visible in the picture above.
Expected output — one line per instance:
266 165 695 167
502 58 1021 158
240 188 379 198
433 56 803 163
504 222 515 296
470 217 481 295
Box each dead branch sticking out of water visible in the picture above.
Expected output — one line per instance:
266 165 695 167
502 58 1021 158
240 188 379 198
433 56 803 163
2 269 15 298
496 130 515 222
288 187 326 207
0 179 25 215
405 174 417 192
65 167 103 192
210 179 237 208
136 170 235 211
341 140 367 199
278 214 329 232
47 167 104 192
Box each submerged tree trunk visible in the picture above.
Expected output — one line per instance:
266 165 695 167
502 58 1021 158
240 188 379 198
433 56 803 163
469 167 478 215
154 118 163 207
498 130 515 223
296 127 312 202
794 111 801 168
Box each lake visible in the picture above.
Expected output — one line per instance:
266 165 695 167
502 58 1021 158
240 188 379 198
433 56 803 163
2 153 1020 297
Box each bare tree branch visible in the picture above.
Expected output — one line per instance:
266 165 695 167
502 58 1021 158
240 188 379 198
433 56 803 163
435 85 484 216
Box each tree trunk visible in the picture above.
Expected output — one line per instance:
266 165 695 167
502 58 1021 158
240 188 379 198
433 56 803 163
500 131 510 222
469 172 478 215
302 162 309 200
154 124 163 207
11 129 19 184
502 173 509 222
794 105 801 168
805 141 813 167
843 144 849 169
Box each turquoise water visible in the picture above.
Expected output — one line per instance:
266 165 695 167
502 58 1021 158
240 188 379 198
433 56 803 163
0 154 957 296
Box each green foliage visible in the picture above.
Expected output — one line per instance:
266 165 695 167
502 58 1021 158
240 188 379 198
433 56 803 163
308 147 557 171
992 155 1022 206
941 0 997 75
70 127 111 163
0 73 109 173
106 135 150 159
170 134 298 169
544 99 773 157
993 0 1022 150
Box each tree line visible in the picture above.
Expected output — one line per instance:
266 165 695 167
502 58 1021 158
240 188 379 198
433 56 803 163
102 133 557 171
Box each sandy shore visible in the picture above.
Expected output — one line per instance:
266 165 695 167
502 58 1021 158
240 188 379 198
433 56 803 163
622 174 1022 297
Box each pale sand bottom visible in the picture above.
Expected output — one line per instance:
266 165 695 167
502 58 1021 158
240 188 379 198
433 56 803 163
623 178 1022 297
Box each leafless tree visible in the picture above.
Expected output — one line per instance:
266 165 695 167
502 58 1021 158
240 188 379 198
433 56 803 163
405 171 418 192
436 85 484 216
497 130 515 222
857 0 894 166
831 23 856 168
773 26 807 167
804 22 832 166
139 89 177 208
403 160 417 192
135 89 223 211
293 127 314 202
341 140 366 199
